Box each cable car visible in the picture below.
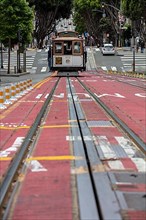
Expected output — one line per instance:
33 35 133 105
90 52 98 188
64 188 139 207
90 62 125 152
48 31 87 72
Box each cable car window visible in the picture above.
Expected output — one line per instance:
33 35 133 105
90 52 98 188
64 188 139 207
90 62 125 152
64 41 72 55
55 43 62 53
73 42 81 53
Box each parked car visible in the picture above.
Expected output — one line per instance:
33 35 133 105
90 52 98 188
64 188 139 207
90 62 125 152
101 43 115 55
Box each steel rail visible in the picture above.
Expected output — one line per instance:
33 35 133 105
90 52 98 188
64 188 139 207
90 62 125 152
103 74 146 90
77 77 146 153
67 77 102 219
110 76 146 90
92 50 146 90
0 78 60 212
116 79 146 90
95 71 146 90
68 77 122 219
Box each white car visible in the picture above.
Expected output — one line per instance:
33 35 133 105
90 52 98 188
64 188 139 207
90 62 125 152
101 43 115 55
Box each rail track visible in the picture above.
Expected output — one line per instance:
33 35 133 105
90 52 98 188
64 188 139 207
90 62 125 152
95 71 146 90
0 77 60 218
0 73 145 219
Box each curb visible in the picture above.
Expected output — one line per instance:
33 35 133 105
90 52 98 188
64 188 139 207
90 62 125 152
107 70 146 78
0 79 33 110
0 71 30 77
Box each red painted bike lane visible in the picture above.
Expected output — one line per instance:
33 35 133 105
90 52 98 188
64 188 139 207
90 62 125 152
0 76 57 178
1 73 145 219
11 78 73 220
71 77 146 219
79 73 146 143
71 77 145 170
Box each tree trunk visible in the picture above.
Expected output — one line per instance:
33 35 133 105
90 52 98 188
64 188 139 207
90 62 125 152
0 41 4 68
7 38 11 74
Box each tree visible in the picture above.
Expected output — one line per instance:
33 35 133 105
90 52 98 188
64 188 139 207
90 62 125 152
0 0 34 45
28 0 73 48
122 0 146 20
122 0 146 40
73 0 102 44
73 0 119 45
0 0 34 73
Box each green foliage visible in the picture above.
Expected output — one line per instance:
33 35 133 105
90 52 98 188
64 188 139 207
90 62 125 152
122 0 146 20
73 0 117 44
99 17 111 32
73 12 86 34
27 0 73 47
28 0 72 18
0 0 34 44
73 0 100 11
73 0 100 31
123 26 131 39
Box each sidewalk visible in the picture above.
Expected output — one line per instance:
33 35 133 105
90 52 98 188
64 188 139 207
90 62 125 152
0 68 30 77
116 46 146 53
0 68 51 86
0 47 37 75
0 48 37 82
0 69 30 87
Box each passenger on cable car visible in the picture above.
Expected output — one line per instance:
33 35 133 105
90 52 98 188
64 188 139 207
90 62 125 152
64 42 72 55
74 43 80 53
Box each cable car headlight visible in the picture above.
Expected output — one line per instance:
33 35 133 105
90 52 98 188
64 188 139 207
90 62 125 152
66 59 70 63
56 57 62 64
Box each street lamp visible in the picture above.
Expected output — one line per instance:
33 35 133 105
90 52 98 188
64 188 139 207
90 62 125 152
102 1 136 72
131 20 136 72
92 8 106 44
101 2 123 46
101 4 106 18
101 2 120 12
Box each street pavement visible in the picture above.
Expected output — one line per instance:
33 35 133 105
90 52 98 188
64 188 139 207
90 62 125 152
117 47 146 73
0 46 145 86
0 48 50 86
90 46 146 73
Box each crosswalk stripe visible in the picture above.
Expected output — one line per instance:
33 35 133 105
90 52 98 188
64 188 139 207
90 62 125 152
121 53 145 56
121 53 146 71
120 67 125 72
41 67 47 72
101 66 108 71
3 57 35 69
121 58 146 61
123 63 146 66
111 66 117 71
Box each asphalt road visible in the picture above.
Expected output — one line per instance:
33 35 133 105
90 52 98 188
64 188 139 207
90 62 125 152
94 46 146 73
0 49 50 86
0 46 145 86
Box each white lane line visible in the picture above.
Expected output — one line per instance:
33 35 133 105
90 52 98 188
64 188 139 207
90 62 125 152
41 67 47 72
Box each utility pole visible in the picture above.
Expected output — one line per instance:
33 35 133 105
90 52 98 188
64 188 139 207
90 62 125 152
131 20 136 72
17 30 22 73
